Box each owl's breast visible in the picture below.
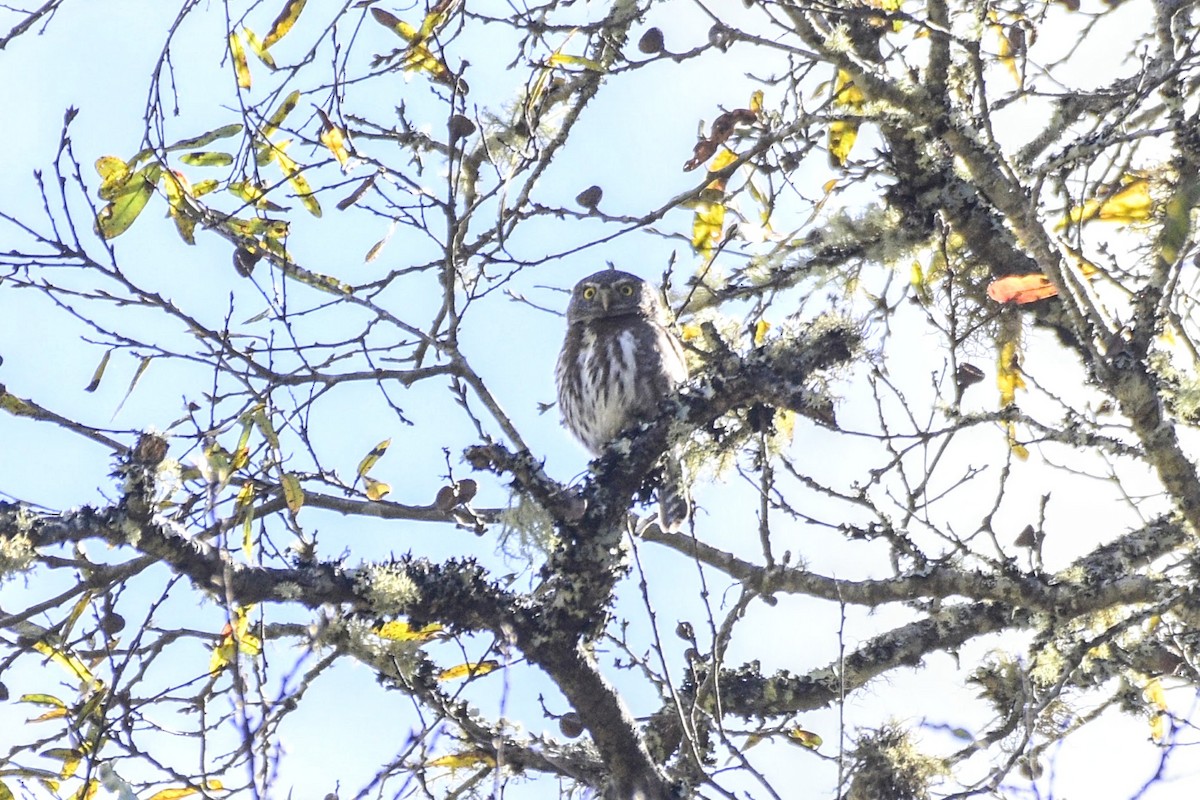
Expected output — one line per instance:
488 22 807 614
556 318 686 454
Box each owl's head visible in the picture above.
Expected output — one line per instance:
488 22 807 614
565 269 668 324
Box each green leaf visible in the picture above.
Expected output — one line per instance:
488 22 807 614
262 0 307 48
166 124 245 151
96 163 161 239
179 151 234 167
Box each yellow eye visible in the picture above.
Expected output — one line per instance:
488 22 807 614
582 286 597 300
619 284 634 296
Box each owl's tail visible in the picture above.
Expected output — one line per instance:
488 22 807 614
658 457 692 533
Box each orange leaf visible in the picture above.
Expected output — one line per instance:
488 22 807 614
986 274 1058 305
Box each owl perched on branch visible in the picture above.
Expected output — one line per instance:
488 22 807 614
555 269 691 531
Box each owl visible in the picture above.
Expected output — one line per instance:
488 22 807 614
556 269 690 531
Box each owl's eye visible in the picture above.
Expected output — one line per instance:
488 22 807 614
582 286 597 300
619 284 634 297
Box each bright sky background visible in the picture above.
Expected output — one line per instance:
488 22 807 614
2 1 1199 798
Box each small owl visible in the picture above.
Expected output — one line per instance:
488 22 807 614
555 269 690 530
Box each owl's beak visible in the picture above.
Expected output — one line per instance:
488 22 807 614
597 287 611 311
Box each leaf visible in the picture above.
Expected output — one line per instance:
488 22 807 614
427 751 496 769
94 155 131 200
753 319 770 346
263 89 301 138
262 0 307 48
337 174 377 210
243 27 276 69
317 108 351 168
111 356 152 419
437 660 500 681
32 641 95 685
209 606 262 676
1159 174 1200 265
84 349 112 392
20 693 68 708
364 477 391 501
828 70 864 167
749 89 764 114
40 748 83 779
95 164 161 239
179 151 234 167
270 144 322 217
1061 176 1153 228
547 51 605 71
356 438 392 478
166 124 245 152
0 780 13 800
376 620 443 641
996 339 1025 408
708 147 739 174
371 8 420 40
986 274 1058 305
163 171 197 245
146 789 202 800
281 472 304 514
786 727 823 749
229 31 252 89
691 198 726 256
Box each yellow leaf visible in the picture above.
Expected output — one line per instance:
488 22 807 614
192 178 220 196
262 0 307 48
96 164 161 239
252 406 281 451
376 620 443 641
996 339 1025 408
146 789 202 800
281 472 304 514
437 660 500 681
708 146 739 173
19 693 67 708
364 477 391 501
33 641 95 686
163 171 197 244
548 51 605 71
371 7 420 41
95 155 131 200
357 438 392 478
0 780 14 800
427 751 496 769
243 27 276 69
1062 177 1153 228
786 727 823 749
1150 712 1168 743
263 89 301 138
679 323 703 342
691 199 726 255
209 606 262 676
828 70 864 167
828 120 859 168
318 114 351 168
270 144 322 217
229 31 252 89
84 349 112 392
29 707 70 723
41 748 83 779
749 89 764 114
1144 677 1167 709
753 319 770 346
